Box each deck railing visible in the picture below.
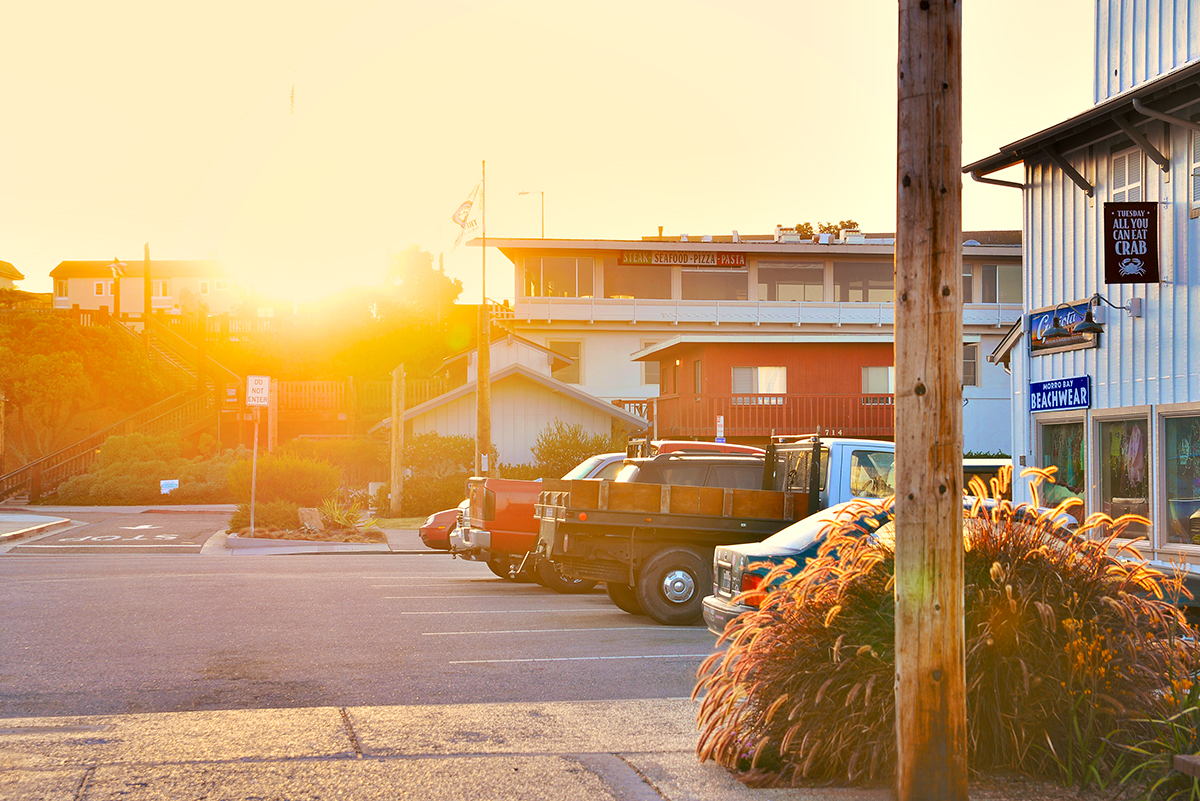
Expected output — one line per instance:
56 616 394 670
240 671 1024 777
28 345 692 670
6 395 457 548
654 393 895 439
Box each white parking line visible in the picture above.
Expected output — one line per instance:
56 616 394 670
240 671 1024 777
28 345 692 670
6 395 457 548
389 608 612 615
424 626 707 636
16 543 199 548
449 653 712 664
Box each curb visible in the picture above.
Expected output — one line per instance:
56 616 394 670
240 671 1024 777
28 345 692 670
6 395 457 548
224 534 391 554
0 517 75 542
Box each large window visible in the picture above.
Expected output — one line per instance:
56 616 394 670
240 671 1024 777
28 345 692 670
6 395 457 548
981 264 1021 303
732 366 786 394
1098 417 1150 538
963 344 978 387
548 340 581 384
54 280 67 297
833 262 893 302
525 257 594 298
1112 146 1144 202
641 340 660 386
1040 420 1086 520
605 264 671 299
681 269 747 300
962 265 974 303
152 279 170 298
861 366 894 394
758 263 824 302
1164 414 1200 544
850 450 896 499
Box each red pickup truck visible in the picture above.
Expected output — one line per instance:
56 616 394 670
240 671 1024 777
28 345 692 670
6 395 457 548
454 441 764 593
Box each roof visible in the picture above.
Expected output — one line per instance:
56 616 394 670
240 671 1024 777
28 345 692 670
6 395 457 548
964 59 1200 177
0 261 23 281
372 362 648 432
480 232 1021 260
439 331 574 373
631 333 896 361
49 260 225 279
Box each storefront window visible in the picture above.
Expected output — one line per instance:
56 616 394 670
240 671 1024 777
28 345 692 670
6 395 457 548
832 262 893 302
605 264 671 299
1040 421 1086 521
1098 418 1149 538
757 264 824 302
681 269 747 301
524 257 594 298
1165 415 1200 544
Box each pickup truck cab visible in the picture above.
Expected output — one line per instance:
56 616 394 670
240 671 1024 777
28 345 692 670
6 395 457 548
535 436 897 624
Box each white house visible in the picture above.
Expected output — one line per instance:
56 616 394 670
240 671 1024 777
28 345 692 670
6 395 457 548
0 261 23 290
49 260 242 317
965 0 1200 557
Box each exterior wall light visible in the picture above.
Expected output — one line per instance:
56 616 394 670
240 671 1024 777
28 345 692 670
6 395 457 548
1042 303 1077 339
1079 292 1144 333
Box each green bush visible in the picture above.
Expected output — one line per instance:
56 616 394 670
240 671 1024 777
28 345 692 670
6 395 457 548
398 432 485 516
278 437 387 486
497 462 540 480
226 454 341 507
227 500 299 533
695 481 1194 793
55 433 247 505
531 421 627 480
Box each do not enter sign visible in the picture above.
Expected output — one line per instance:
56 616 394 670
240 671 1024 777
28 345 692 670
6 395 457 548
246 375 270 407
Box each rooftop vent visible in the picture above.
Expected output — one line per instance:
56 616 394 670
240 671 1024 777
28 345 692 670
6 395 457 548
839 228 865 243
774 225 805 243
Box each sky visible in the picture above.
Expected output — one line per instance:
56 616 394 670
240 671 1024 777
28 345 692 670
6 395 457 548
2 1 1095 305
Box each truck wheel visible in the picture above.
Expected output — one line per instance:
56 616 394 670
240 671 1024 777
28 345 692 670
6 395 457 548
635 547 711 626
535 558 597 594
605 582 645 615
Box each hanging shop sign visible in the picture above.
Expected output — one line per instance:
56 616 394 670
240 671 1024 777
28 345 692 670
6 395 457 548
1029 376 1091 413
1028 301 1100 355
1103 202 1159 284
619 251 746 267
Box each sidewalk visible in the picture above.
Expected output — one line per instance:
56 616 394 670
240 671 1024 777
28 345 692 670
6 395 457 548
0 698 890 801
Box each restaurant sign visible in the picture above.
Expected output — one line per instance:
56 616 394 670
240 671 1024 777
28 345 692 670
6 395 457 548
1030 376 1091 413
1103 202 1159 284
1028 300 1099 355
620 251 746 267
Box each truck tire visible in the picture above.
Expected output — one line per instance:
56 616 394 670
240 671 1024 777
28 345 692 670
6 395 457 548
635 547 711 626
535 558 597 594
605 582 645 616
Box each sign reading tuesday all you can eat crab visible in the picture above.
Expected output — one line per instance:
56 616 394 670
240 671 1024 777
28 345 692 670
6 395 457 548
1104 202 1159 284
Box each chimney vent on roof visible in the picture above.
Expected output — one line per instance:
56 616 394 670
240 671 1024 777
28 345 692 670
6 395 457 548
774 224 804 243
658 226 663 237
839 228 865 243
701 235 712 242
732 230 740 243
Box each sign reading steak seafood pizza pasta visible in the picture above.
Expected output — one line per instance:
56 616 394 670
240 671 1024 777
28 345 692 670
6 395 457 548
619 252 746 267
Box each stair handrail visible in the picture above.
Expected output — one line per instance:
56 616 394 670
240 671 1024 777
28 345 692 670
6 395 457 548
144 315 243 388
0 389 208 500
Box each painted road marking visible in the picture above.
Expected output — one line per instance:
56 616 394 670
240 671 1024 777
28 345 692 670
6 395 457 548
119 525 161 530
449 653 712 664
424 626 707 636
387 607 611 615
16 543 199 548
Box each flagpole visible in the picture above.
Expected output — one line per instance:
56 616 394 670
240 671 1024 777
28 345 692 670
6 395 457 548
476 160 492 477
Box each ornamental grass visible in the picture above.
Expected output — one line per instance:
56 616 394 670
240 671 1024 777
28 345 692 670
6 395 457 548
694 468 1197 794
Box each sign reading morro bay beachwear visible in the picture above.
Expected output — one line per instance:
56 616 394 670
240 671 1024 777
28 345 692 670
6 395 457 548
1103 202 1159 284
1030 376 1091 413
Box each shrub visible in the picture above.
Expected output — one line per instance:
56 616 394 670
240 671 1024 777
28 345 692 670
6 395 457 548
227 500 299 533
531 421 627 479
694 473 1193 793
226 454 341 507
497 462 540 480
398 432 491 516
55 433 246 504
278 437 387 487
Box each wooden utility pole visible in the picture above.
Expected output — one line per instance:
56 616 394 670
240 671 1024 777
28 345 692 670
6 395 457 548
143 243 151 354
390 365 404 515
895 2 967 800
476 159 491 477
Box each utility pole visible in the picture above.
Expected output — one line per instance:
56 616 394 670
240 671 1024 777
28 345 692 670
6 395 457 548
476 160 491 477
143 243 151 354
390 365 405 515
894 2 967 800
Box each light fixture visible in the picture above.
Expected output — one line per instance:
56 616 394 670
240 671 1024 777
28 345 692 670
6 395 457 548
1042 303 1075 339
1075 292 1144 334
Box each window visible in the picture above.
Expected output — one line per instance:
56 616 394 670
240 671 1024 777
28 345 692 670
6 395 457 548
548 340 581 384
1164 414 1200 544
693 360 702 394
833 262 893 302
850 450 896 499
215 280 229 291
1112 146 1143 202
152 280 170 298
981 264 1021 303
641 340 660 385
199 280 210 295
861 366 894 394
1191 131 1200 218
681 269 747 300
1040 421 1086 522
54 280 68 297
732 366 786 394
1098 418 1149 538
757 262 824 302
606 264 671 299
525 257 594 298
962 265 974 303
963 344 978 387
94 281 105 296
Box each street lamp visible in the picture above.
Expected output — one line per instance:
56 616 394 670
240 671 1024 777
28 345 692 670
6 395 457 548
519 190 544 237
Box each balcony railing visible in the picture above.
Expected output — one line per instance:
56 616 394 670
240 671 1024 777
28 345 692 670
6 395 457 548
512 297 1021 328
655 393 895 439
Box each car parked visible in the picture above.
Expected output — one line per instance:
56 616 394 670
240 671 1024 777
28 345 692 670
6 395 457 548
419 500 468 551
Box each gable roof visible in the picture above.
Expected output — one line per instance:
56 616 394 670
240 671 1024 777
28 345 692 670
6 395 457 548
439 331 574 373
0 261 23 281
50 260 226 279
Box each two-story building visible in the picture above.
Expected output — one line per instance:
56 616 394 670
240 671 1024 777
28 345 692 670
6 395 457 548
0 261 23 290
483 229 1023 453
49 259 242 317
965 0 1200 556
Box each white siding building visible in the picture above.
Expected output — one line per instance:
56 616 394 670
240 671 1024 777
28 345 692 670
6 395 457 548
967 0 1200 558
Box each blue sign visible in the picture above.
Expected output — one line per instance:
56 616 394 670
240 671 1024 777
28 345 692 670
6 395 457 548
1029 301 1099 355
1029 376 1090 413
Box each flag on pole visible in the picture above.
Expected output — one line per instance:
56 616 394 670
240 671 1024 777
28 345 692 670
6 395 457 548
452 183 482 251
290 84 295 114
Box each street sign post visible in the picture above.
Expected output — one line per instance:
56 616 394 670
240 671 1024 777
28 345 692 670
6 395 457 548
246 376 270 533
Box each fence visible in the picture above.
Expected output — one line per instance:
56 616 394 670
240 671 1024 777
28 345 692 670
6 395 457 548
654 393 895 439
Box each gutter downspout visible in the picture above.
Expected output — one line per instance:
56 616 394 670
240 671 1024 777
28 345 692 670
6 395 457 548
969 169 1023 190
1132 97 1200 134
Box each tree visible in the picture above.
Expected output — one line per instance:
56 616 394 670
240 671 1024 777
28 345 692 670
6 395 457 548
387 245 463 318
792 220 862 237
0 312 168 465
